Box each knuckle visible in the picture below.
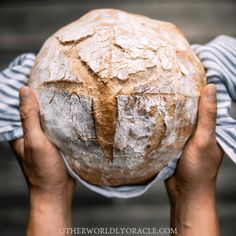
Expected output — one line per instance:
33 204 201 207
25 136 42 151
193 138 208 150
192 132 215 150
207 105 217 119
20 105 34 120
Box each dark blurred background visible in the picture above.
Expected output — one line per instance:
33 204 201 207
0 0 236 235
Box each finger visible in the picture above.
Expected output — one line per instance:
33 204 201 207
164 176 178 205
9 138 24 159
164 176 176 196
196 84 217 136
19 86 44 140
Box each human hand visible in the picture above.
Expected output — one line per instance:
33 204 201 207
165 84 224 235
166 84 223 198
10 86 75 236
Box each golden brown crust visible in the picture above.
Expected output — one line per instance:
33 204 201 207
29 9 206 186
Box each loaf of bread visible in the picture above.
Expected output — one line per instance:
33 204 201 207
29 9 206 186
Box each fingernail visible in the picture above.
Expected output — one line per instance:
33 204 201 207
19 86 30 102
206 85 216 101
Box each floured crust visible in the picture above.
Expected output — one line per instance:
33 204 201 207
29 9 206 186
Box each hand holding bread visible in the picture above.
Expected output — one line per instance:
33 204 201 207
165 84 224 236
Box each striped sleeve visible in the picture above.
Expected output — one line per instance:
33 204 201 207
192 35 236 163
0 53 36 141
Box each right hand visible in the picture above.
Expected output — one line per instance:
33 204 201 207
165 84 224 201
165 84 223 236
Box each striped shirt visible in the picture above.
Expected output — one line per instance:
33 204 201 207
0 35 235 198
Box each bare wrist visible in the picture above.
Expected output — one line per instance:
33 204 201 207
29 188 73 213
175 188 220 236
176 180 216 204
27 182 75 236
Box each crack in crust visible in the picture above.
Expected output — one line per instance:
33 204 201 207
56 34 94 45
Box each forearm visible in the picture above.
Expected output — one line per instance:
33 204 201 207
170 186 220 236
27 189 74 236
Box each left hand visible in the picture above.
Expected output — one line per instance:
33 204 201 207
10 86 75 236
10 86 75 197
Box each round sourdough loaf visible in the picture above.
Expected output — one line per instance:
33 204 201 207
29 9 206 186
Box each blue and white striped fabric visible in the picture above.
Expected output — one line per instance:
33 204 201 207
0 35 235 198
0 53 36 141
192 36 236 162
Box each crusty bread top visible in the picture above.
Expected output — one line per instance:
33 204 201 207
29 9 206 185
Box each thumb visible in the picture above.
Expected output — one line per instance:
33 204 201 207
196 84 217 137
19 86 44 140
